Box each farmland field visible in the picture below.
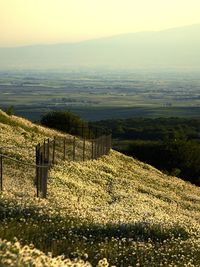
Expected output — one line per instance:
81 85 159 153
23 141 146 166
0 69 200 121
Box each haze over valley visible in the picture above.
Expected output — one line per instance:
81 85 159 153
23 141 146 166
0 69 200 121
0 24 200 70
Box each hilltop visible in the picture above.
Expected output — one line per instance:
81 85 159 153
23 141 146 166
0 110 200 266
0 24 200 69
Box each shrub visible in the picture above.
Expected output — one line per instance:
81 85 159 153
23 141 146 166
40 111 89 137
4 106 14 116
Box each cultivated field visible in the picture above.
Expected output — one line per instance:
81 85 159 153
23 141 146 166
0 70 200 121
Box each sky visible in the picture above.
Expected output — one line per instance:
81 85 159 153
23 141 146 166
1 0 200 47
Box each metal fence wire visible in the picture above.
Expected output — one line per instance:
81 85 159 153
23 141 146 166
0 154 48 198
0 133 112 198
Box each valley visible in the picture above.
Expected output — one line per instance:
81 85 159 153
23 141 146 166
0 69 200 121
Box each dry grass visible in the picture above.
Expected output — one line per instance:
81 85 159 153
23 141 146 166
0 110 200 266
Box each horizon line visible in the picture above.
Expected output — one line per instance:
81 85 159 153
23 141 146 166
0 23 200 49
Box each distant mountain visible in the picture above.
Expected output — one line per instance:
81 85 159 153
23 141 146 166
0 24 200 70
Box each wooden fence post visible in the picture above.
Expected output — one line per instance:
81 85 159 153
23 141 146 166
91 140 94 160
95 138 98 159
42 140 48 198
103 136 105 155
0 155 3 191
97 138 100 158
35 144 40 197
109 134 112 151
104 136 107 154
83 138 86 161
49 140 53 165
52 137 56 165
101 136 103 156
43 140 46 162
40 151 43 197
104 136 107 155
63 138 66 160
73 137 76 161
93 139 96 159
42 151 45 198
107 135 109 154
96 138 99 159
42 165 48 198
47 139 50 165
81 124 84 138
99 136 101 157
99 137 101 157
106 135 108 154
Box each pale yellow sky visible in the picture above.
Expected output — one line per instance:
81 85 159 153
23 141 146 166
1 0 200 47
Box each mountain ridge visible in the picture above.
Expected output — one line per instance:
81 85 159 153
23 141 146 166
1 23 200 48
1 24 200 69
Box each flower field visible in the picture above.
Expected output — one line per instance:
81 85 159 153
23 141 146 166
0 110 200 266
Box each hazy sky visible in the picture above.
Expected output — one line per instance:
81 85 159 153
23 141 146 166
1 0 200 47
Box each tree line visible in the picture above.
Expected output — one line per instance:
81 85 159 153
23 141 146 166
91 118 200 186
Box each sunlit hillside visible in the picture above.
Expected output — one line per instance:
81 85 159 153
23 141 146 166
0 109 67 160
0 110 200 266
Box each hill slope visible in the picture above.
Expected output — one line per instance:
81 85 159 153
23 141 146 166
0 110 200 266
1 24 200 69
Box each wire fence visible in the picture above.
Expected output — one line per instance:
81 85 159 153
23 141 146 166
0 132 112 198
0 154 48 198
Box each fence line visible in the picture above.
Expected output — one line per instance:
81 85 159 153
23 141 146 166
36 134 112 198
0 153 49 198
0 132 112 199
0 146 33 149
0 153 47 168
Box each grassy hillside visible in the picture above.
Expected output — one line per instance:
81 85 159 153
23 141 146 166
0 109 67 160
0 110 200 266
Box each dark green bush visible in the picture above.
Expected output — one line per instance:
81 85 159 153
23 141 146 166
41 111 89 137
4 106 14 116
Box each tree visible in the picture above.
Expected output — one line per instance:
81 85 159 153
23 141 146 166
4 106 14 116
41 111 89 137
